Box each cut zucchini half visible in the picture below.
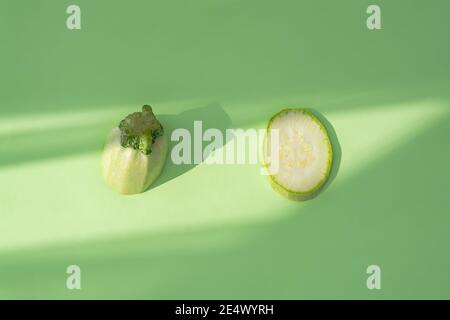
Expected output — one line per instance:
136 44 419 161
101 105 168 195
102 128 169 195
263 109 333 201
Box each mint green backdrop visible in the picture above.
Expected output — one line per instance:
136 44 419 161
0 0 449 299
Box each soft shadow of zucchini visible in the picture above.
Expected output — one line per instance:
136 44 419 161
148 103 232 190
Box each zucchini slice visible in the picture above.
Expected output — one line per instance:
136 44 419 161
263 109 333 201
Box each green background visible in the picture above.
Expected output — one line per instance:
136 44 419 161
1 0 450 299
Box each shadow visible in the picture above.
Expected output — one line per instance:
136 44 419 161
306 108 342 198
1 115 450 299
0 104 231 173
149 103 232 189
0 122 112 168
